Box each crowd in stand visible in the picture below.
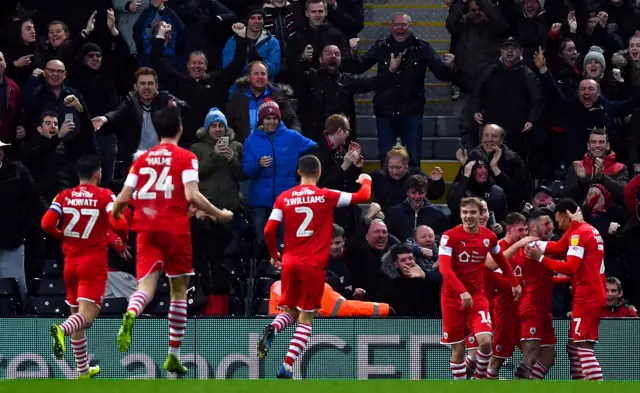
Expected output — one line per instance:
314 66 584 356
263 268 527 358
0 0 638 318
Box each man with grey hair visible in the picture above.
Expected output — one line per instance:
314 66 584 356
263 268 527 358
352 12 455 166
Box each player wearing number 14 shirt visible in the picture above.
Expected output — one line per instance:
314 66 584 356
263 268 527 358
42 155 129 379
438 197 522 380
111 104 233 375
255 155 372 379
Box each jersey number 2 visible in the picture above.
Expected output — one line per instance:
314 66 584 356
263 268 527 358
63 208 99 239
295 207 313 237
138 167 174 200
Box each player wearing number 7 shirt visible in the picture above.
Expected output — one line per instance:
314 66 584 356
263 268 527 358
42 155 129 379
524 198 607 381
438 197 522 380
111 104 234 375
255 155 372 379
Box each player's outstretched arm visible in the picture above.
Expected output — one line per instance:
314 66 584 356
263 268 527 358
113 186 134 220
108 212 129 240
184 182 233 222
491 250 519 287
537 220 582 255
553 275 572 285
437 245 467 295
349 174 372 205
541 255 581 276
41 209 63 239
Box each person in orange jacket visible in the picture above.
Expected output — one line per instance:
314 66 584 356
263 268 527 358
269 280 391 317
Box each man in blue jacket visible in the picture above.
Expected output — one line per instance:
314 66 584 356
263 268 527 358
242 98 316 251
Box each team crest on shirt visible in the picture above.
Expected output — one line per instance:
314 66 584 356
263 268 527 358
496 345 502 352
570 235 579 246
192 159 199 170
468 336 475 344
483 239 490 247
441 235 449 246
443 332 449 340
530 327 537 335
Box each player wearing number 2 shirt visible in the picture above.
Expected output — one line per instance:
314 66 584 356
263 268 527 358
527 199 606 380
256 155 372 379
111 104 233 375
438 197 521 380
42 155 129 379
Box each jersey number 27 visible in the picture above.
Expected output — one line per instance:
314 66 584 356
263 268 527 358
63 208 99 239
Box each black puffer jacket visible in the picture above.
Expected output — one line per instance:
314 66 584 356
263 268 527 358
370 167 445 213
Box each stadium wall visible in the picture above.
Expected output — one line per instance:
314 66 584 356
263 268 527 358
1 318 638 380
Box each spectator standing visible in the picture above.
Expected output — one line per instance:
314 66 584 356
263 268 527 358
91 67 178 189
325 0 364 38
353 13 455 166
297 44 400 141
113 0 153 55
4 19 46 89
151 22 248 146
241 99 316 247
223 7 281 82
133 0 186 69
0 139 46 300
468 37 543 162
263 0 305 81
225 61 300 143
0 52 23 154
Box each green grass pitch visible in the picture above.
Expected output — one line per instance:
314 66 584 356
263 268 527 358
1 380 639 393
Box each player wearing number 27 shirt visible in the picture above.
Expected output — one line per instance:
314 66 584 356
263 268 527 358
42 155 129 379
438 197 521 380
256 155 372 379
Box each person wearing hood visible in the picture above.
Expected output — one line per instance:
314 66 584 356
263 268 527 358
564 128 629 204
241 98 316 246
223 8 281 84
456 124 528 212
447 159 508 225
190 108 245 213
385 174 449 243
376 243 430 317
225 61 300 143
468 37 543 161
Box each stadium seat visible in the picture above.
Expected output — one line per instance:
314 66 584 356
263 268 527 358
145 297 170 315
156 276 170 295
0 277 21 298
228 295 244 316
252 298 270 316
24 296 68 316
228 274 245 299
0 296 19 316
40 258 63 277
101 297 128 315
255 277 276 297
29 278 66 296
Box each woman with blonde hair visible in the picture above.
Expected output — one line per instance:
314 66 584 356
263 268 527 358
370 144 445 212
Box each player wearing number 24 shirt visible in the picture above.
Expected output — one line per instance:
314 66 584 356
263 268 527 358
255 155 372 379
111 104 233 375
524 198 606 381
42 155 129 379
438 197 522 380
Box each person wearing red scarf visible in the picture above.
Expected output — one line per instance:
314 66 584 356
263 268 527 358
564 129 629 204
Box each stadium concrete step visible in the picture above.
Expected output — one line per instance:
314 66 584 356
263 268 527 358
355 98 458 116
356 115 459 138
363 3 449 22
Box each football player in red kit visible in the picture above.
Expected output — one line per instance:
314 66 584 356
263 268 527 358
484 213 528 379
525 199 606 381
439 197 522 380
112 104 233 374
42 155 129 379
256 155 372 379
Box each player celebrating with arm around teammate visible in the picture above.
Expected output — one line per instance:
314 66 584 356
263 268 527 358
111 104 233 375
439 197 522 380
42 155 129 379
256 155 372 379
525 199 607 381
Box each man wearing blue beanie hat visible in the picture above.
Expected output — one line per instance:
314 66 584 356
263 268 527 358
204 107 228 131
